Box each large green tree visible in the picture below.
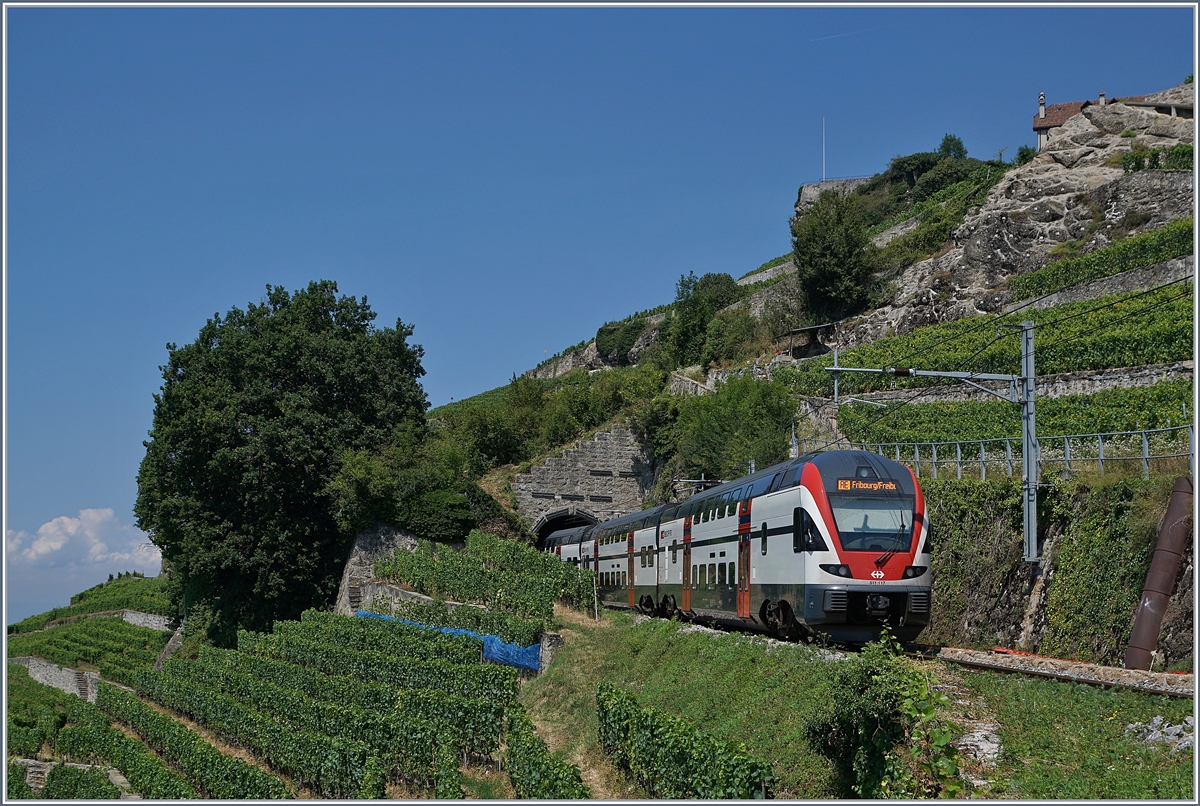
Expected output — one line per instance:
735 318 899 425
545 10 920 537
791 189 872 322
135 281 428 645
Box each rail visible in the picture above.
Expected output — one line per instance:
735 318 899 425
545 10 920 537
800 424 1195 480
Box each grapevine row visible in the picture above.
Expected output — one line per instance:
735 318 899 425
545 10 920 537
197 644 503 757
94 682 291 799
380 598 543 647
503 704 591 799
292 609 482 664
134 667 370 797
160 655 439 779
596 683 775 799
238 629 520 703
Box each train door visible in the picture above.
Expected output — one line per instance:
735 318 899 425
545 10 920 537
737 499 753 618
682 516 693 611
627 532 635 607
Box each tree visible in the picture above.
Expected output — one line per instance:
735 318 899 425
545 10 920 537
937 133 967 160
664 271 743 367
135 281 428 645
1015 144 1037 166
791 189 872 321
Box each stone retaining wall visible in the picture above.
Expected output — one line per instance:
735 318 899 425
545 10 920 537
1005 255 1193 312
512 425 654 531
8 657 98 702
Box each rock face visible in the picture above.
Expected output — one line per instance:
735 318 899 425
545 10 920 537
334 523 419 616
834 84 1193 348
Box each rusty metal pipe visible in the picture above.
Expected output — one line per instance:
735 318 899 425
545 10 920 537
1124 476 1193 670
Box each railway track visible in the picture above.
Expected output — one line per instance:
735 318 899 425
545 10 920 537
904 644 1194 699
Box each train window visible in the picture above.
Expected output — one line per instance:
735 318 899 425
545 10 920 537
730 560 737 586
698 564 706 586
648 548 655 568
700 500 709 523
671 540 678 564
718 563 726 585
795 508 828 552
639 548 646 568
780 466 801 488
708 563 716 586
692 564 699 589
622 571 627 587
728 488 741 517
716 493 728 519
760 522 768 555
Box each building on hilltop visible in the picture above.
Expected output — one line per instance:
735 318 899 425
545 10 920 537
1033 91 1145 150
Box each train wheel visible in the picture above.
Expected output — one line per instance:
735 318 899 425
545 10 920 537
638 595 656 615
659 594 678 619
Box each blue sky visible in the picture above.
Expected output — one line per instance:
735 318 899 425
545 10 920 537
4 4 1194 622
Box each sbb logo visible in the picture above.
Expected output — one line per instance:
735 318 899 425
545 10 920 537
870 570 885 579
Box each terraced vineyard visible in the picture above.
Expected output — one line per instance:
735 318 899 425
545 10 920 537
6 600 590 799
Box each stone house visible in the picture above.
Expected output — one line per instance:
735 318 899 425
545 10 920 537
1033 91 1145 150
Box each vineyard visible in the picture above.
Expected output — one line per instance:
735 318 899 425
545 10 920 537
837 379 1193 445
6 600 592 800
7 575 172 635
373 528 597 629
774 281 1192 398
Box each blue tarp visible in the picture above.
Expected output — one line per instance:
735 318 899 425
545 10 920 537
355 609 541 672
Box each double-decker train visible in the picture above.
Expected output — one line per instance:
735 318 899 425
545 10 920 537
542 450 931 643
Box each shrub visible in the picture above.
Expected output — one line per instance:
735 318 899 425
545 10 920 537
802 631 962 798
40 764 122 800
505 705 590 799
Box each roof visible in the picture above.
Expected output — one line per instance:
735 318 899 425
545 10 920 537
1033 101 1088 131
1031 95 1151 131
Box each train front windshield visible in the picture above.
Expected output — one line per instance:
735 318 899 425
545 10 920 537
828 494 915 552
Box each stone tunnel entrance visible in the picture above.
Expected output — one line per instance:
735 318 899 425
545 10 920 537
533 508 600 547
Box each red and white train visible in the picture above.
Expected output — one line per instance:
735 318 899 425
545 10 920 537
542 450 931 643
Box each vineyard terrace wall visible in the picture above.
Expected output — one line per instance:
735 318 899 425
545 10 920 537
921 475 1191 669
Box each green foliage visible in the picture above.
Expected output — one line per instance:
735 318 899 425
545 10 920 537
595 318 647 365
238 629 521 703
1016 144 1037 165
433 742 465 799
7 760 34 799
802 631 962 798
383 599 543 647
40 763 122 799
597 682 775 798
937 134 967 160
54 703 198 799
291 610 483 665
135 280 429 646
700 307 765 370
1122 143 1193 173
358 755 387 799
6 662 72 757
838 380 1193 444
791 189 872 320
1040 478 1168 662
95 682 291 798
1009 217 1193 300
664 272 746 366
634 374 794 484
504 704 591 799
464 529 596 609
136 666 370 797
7 576 173 634
776 283 1192 399
375 540 553 623
6 617 170 671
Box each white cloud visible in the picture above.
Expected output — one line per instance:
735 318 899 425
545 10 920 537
6 508 161 570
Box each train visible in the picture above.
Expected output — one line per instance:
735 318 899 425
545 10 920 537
542 449 931 644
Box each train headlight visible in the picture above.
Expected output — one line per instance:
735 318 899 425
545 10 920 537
819 563 853 578
901 565 928 578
